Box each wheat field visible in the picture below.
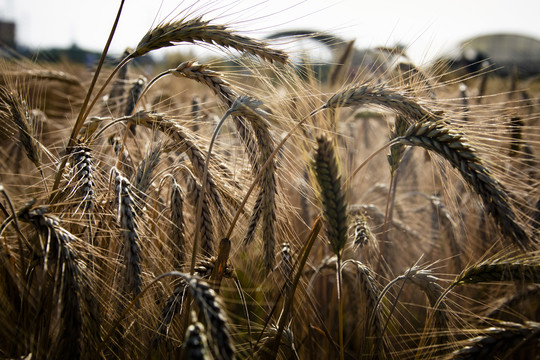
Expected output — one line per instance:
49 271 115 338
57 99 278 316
0 2 538 360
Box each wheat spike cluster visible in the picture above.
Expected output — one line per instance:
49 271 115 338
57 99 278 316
0 2 539 360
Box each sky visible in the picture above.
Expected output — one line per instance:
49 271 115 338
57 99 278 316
2 0 540 65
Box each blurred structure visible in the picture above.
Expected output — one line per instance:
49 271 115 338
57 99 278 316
266 30 408 83
436 33 540 77
0 20 16 49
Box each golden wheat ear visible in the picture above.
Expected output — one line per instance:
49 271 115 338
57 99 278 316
133 16 289 65
313 134 348 256
396 120 532 251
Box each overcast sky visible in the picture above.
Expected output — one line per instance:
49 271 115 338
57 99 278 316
2 0 540 64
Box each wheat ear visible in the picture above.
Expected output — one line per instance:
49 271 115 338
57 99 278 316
183 318 213 360
18 205 101 359
170 180 186 269
342 259 385 358
185 171 215 257
396 120 531 250
125 111 228 218
133 16 288 64
7 68 82 87
228 96 277 273
0 87 42 170
72 146 95 212
447 321 540 360
453 258 540 286
322 83 440 123
169 61 259 182
185 275 235 360
313 134 348 256
114 169 143 299
133 141 162 211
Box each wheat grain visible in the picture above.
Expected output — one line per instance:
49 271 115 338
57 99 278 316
183 319 213 360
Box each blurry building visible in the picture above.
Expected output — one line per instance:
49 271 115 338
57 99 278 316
0 20 16 49
437 33 540 77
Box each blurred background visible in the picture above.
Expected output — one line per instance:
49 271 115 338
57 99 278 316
1 0 540 76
